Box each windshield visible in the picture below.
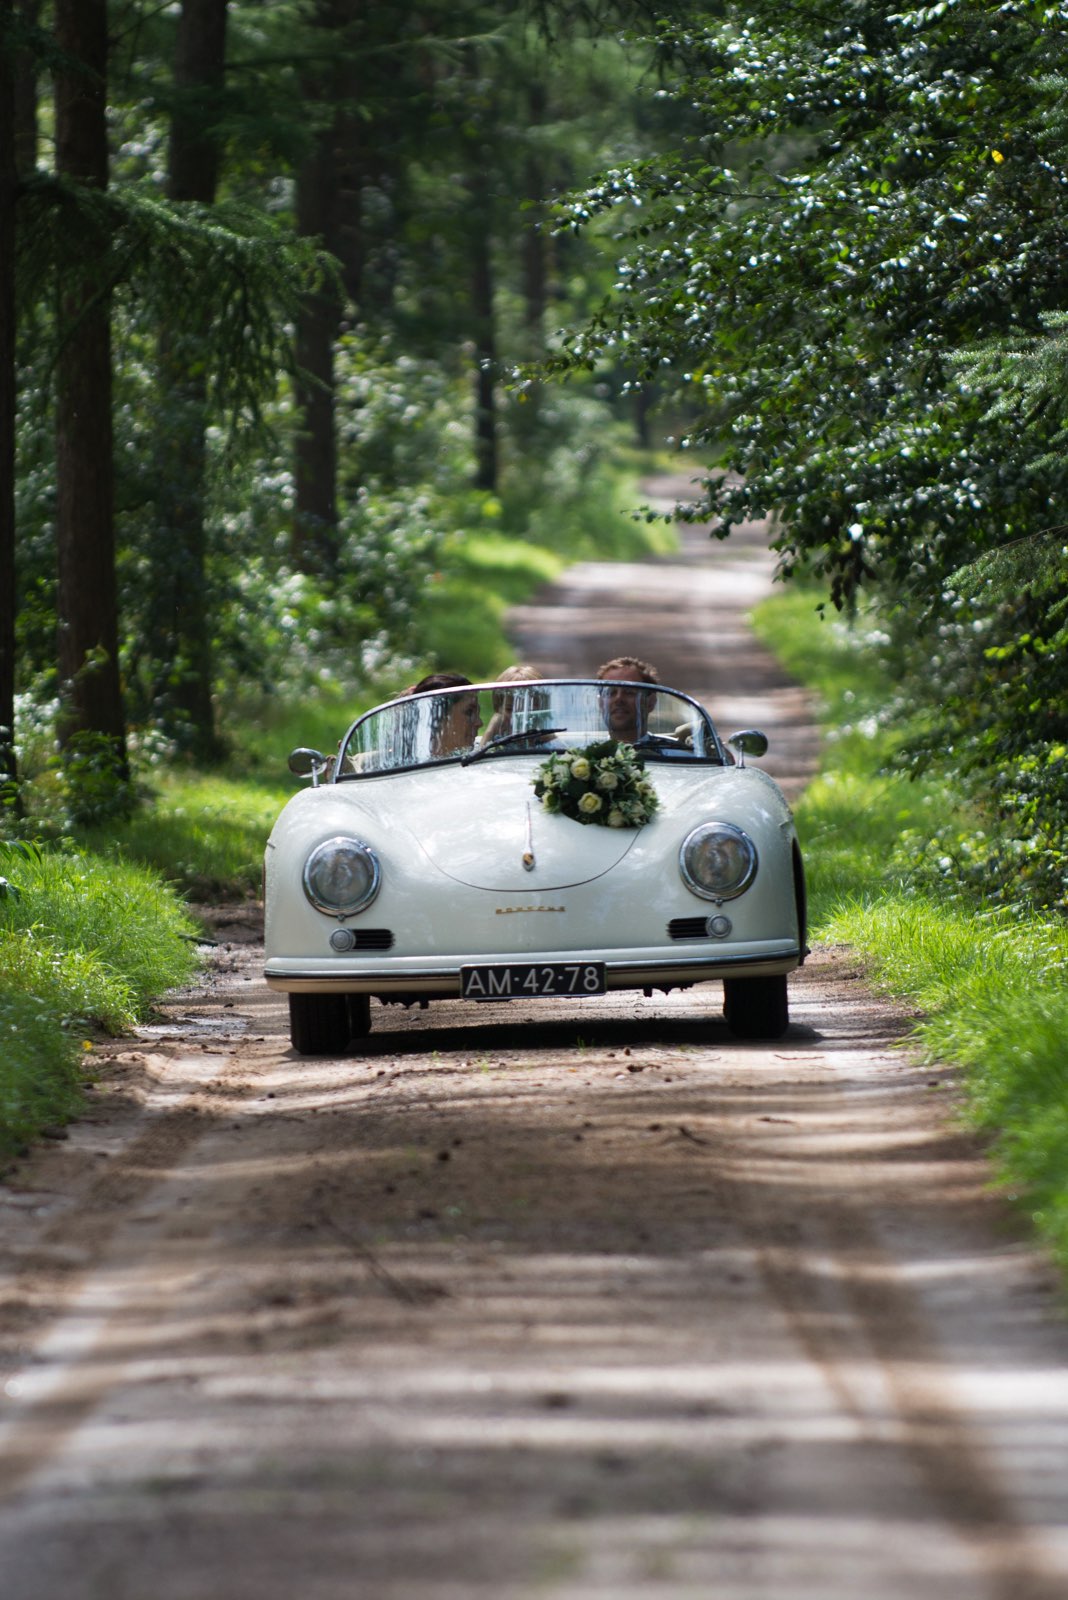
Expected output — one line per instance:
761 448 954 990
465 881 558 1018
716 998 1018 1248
335 680 726 778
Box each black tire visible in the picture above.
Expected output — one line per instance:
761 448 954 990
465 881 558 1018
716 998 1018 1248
289 993 351 1055
793 844 809 960
346 993 372 1040
723 974 790 1040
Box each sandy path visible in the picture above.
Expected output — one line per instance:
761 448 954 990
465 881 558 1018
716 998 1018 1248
507 476 813 798
1 487 1067 1599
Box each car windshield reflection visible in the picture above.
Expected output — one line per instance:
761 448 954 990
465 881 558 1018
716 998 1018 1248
335 680 725 778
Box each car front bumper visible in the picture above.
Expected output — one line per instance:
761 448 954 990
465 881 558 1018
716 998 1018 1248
265 940 802 997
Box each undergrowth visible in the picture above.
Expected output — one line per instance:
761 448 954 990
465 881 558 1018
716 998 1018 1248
753 587 1068 1277
0 842 199 1161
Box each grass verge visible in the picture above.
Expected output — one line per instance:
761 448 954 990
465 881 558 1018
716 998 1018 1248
752 587 1068 1273
0 843 200 1162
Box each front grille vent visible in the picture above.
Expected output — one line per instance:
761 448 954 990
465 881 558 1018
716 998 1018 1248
668 916 710 941
352 928 394 950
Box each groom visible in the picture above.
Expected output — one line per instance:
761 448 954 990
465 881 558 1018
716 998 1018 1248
596 655 660 745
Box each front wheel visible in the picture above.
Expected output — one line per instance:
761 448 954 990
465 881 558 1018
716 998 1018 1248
289 993 352 1055
723 974 789 1040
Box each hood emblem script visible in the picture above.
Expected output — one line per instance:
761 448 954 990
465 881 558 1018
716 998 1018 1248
496 905 565 914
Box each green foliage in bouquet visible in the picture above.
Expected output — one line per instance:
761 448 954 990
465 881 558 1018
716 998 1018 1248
533 740 659 828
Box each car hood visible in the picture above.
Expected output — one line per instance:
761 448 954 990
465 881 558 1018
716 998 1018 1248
340 762 636 891
325 760 780 893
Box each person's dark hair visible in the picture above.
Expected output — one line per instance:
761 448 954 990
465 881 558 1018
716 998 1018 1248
596 656 659 685
404 672 472 695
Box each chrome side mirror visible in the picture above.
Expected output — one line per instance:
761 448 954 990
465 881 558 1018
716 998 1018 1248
727 729 769 768
288 747 329 787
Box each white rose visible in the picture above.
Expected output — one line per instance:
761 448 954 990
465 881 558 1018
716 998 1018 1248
570 757 591 781
578 791 603 814
607 808 625 827
596 769 619 791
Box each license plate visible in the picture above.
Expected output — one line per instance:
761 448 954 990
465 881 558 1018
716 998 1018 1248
460 961 606 1000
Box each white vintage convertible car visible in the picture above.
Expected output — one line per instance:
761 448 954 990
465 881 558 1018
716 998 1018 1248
264 678 807 1054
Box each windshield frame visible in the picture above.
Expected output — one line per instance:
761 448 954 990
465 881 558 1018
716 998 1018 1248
333 678 728 781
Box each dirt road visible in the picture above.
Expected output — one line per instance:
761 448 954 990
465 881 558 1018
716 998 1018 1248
2 487 1067 1599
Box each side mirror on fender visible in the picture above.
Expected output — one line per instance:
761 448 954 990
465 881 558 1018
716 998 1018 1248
288 747 329 786
727 729 769 768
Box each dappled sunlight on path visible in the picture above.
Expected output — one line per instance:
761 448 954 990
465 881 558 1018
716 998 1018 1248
3 486 1068 1600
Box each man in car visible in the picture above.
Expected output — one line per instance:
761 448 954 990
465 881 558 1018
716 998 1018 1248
596 655 660 745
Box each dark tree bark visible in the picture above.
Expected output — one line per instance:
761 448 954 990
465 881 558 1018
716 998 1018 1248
292 0 400 568
458 41 499 495
150 0 228 761
634 382 655 449
0 2 19 792
468 169 498 494
53 0 128 783
334 81 368 312
291 0 348 576
13 0 38 176
293 114 342 574
521 81 548 357
168 0 226 202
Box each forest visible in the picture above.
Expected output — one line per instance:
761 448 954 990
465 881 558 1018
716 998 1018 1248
2 0 1067 906
1 0 678 810
9 2 1068 1501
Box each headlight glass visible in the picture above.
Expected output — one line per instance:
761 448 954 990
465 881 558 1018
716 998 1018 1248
302 836 380 916
679 822 757 901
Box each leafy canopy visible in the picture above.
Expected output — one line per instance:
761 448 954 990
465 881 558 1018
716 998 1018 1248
550 0 1068 609
546 1 1068 908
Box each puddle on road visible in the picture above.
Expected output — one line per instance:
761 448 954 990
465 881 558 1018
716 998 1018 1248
136 1013 252 1043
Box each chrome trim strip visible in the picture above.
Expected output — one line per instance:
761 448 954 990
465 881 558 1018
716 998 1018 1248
266 946 802 994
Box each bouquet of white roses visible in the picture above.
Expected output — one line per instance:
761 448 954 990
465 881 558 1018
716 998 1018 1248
532 739 659 828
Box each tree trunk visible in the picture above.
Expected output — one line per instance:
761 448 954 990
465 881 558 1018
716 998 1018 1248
521 81 548 358
470 210 498 494
168 0 226 202
292 0 347 577
335 81 367 311
150 0 228 761
14 0 39 176
293 118 341 574
0 2 19 793
53 0 128 786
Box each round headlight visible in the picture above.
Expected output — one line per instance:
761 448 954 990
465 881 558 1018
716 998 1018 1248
302 836 380 916
679 822 757 901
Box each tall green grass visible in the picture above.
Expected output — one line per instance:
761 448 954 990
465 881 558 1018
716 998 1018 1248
80 774 292 901
1 846 200 1007
0 983 85 1156
0 843 200 1160
753 588 1068 1273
